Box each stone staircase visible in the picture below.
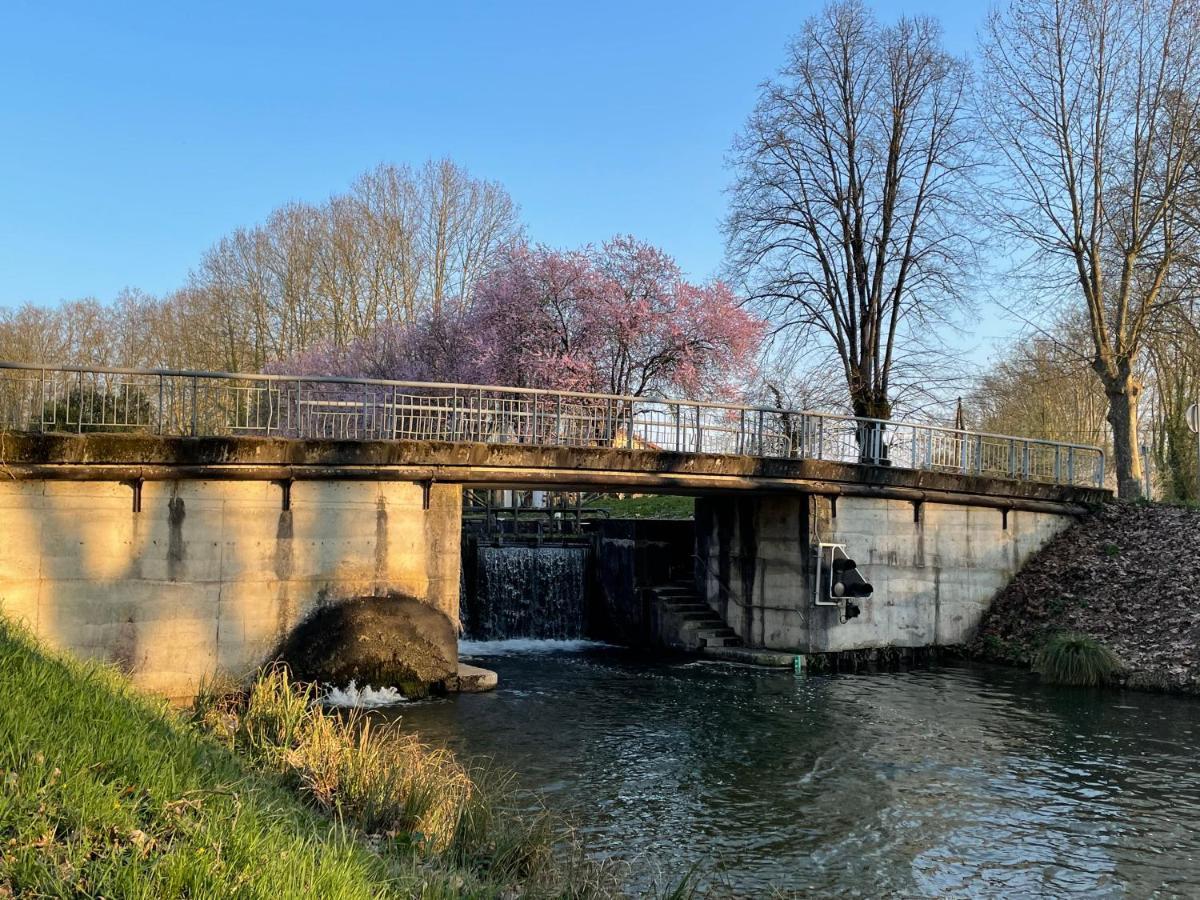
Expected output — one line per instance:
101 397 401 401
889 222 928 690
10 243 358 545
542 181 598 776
649 579 743 650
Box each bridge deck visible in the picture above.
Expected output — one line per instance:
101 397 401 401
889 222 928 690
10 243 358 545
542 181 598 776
0 433 1109 514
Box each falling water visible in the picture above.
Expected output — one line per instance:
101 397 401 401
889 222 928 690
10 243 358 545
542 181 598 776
467 545 589 640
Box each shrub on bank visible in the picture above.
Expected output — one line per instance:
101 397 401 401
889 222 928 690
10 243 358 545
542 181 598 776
192 666 576 887
1033 632 1124 686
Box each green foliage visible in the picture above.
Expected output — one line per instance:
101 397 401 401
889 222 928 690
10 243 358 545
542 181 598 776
1103 543 1121 557
36 388 154 433
0 619 619 898
1033 632 1124 687
1152 382 1200 503
585 494 695 519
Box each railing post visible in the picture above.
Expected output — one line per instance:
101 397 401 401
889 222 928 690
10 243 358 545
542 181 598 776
295 379 302 439
157 374 164 434
628 400 635 449
1007 439 1016 478
76 369 84 433
958 430 968 474
976 434 983 474
910 427 917 470
675 403 682 453
739 408 746 455
816 417 824 459
1054 445 1061 483
555 394 562 445
1067 447 1075 484
757 409 764 456
1022 440 1030 480
694 404 702 453
388 385 397 439
38 367 46 432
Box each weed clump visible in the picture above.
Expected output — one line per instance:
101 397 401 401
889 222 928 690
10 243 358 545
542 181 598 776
192 665 597 890
1033 632 1124 686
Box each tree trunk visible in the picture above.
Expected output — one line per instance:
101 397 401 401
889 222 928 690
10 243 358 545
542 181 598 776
1102 372 1144 500
852 389 892 464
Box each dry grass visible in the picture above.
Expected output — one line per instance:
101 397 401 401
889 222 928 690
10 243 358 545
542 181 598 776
193 665 609 894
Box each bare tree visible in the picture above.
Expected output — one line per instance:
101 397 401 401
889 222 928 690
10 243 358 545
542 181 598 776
979 0 1200 498
178 158 520 372
1146 301 1200 499
418 159 519 321
726 0 976 426
969 323 1111 448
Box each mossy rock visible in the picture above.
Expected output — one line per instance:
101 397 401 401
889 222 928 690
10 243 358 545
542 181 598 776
275 593 457 691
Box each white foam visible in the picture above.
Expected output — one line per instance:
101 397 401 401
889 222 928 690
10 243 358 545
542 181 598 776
458 638 614 657
321 680 408 708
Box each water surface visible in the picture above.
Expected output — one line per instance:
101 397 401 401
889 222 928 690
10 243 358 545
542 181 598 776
393 645 1200 897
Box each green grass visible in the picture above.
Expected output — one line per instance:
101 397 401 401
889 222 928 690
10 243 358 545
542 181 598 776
585 494 695 519
1033 632 1125 687
0 620 617 898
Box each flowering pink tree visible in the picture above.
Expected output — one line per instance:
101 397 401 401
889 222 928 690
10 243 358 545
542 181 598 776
271 235 763 402
466 244 599 391
467 236 763 398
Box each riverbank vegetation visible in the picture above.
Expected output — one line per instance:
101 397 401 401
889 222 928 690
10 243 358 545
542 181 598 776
970 504 1200 694
0 619 625 898
1032 634 1124 687
585 494 695 519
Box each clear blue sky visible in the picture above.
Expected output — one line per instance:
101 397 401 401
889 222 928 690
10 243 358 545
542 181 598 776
0 0 991 317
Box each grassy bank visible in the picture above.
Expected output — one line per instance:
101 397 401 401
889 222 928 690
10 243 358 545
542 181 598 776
0 620 617 898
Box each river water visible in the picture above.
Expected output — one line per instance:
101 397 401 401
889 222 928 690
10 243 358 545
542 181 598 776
392 643 1200 897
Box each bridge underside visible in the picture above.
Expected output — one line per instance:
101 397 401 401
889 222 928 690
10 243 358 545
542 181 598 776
0 433 1109 697
2 433 1106 513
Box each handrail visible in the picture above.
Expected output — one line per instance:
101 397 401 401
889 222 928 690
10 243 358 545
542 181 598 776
0 360 1106 487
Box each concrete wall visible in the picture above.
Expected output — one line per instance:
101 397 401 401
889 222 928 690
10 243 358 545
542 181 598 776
0 479 461 697
696 494 1072 653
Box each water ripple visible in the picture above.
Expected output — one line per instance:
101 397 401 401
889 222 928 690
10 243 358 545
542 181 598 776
393 649 1200 897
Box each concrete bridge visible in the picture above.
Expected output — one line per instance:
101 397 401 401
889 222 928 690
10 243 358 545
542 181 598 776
0 362 1108 696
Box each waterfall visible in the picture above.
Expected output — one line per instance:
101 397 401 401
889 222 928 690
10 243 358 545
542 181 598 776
466 545 589 640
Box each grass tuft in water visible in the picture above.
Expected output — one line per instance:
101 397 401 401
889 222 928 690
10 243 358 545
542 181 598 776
1033 632 1124 686
192 663 614 892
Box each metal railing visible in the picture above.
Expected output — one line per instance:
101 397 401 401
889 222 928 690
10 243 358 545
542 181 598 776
0 360 1105 487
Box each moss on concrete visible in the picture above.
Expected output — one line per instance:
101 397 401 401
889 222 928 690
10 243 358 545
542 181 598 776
273 594 457 694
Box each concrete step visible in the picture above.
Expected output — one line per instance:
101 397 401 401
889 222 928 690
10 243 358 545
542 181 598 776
700 633 739 648
702 646 795 667
660 602 709 613
696 626 737 638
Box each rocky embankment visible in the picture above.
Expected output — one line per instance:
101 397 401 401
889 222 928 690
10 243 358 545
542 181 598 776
970 503 1200 694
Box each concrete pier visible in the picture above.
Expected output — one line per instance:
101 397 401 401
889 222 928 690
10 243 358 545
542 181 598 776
0 478 461 697
696 494 1072 653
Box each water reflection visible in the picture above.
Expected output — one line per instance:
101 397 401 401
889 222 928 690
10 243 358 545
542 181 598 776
390 647 1200 896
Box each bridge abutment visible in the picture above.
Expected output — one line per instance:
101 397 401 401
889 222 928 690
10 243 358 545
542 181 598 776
0 478 461 698
695 494 1073 654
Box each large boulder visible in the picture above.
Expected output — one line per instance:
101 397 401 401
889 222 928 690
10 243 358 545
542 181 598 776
275 593 457 695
